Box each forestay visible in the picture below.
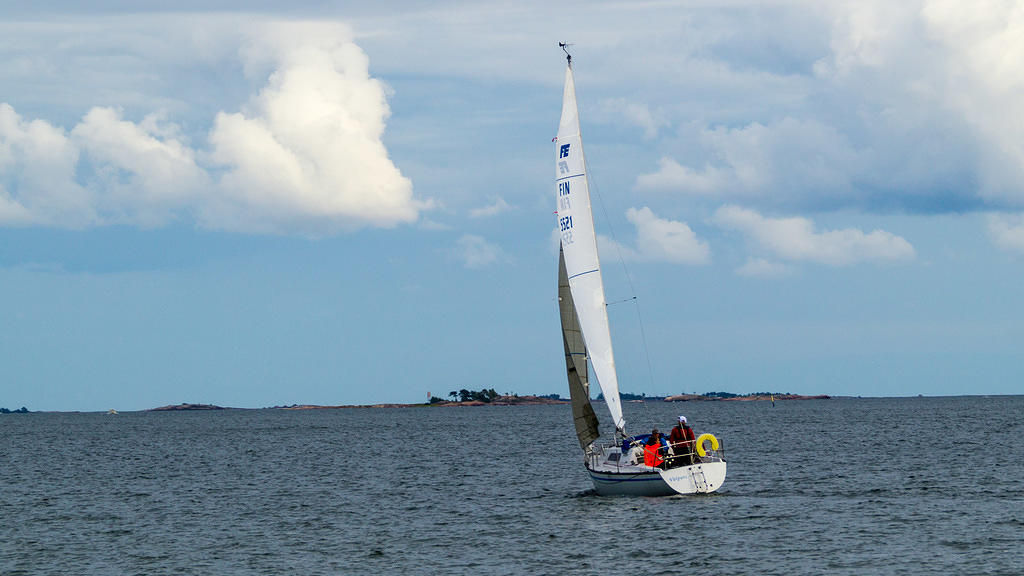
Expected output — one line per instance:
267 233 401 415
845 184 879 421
555 63 625 432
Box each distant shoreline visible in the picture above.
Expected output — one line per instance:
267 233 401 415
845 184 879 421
143 396 570 412
145 395 829 411
661 393 831 402
145 394 829 411
273 394 571 409
23 394 1024 414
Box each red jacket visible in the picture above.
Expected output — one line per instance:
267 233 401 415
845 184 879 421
643 443 664 467
669 424 695 453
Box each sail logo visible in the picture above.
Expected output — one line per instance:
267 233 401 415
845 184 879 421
560 144 571 158
559 181 570 196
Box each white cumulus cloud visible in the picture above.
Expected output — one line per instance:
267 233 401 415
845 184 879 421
72 107 207 227
920 0 1024 204
0 104 92 227
207 26 423 233
713 205 915 266
0 22 425 235
986 213 1024 254
598 207 710 265
626 207 710 264
634 157 727 196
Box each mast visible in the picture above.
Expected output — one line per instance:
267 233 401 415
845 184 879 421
555 46 625 434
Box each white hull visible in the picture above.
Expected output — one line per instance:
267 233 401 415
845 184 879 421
658 461 727 494
585 444 726 496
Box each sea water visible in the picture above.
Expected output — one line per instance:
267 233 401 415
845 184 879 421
1 396 1021 575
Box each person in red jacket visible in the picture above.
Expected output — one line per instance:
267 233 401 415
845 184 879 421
668 415 697 467
643 429 666 468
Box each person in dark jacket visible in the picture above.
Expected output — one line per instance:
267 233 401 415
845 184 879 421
668 415 697 467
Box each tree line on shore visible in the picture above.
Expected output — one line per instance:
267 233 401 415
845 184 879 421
429 389 564 404
431 389 501 404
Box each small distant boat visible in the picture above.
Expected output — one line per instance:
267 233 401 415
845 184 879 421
554 45 726 496
107 409 118 415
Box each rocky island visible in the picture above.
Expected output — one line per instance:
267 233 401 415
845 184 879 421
275 394 568 410
149 403 226 411
663 393 830 402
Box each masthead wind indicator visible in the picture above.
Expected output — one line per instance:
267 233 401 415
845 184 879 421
559 42 573 66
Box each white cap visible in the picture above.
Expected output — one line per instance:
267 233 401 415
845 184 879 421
679 415 687 424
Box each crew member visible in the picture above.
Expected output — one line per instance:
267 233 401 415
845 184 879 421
669 415 697 467
643 429 666 468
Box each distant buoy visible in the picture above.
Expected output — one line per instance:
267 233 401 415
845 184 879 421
695 433 719 457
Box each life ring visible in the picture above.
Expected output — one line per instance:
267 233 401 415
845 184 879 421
695 433 719 457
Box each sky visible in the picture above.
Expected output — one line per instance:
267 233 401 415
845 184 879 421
2 1 1023 411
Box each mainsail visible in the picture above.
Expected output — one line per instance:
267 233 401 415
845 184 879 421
558 246 599 449
555 61 625 432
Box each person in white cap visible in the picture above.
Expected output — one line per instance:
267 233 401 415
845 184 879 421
668 415 697 467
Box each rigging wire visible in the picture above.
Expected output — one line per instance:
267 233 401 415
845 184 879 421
606 296 637 306
566 51 658 435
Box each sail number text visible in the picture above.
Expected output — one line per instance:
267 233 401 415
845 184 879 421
559 215 574 244
558 176 574 243
558 181 572 211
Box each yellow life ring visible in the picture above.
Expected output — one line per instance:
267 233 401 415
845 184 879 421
695 433 719 457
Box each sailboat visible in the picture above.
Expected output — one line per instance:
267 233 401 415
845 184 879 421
555 46 726 496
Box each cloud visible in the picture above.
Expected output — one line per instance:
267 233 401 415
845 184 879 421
634 158 727 196
635 119 865 209
598 207 710 265
919 0 1024 205
454 234 505 269
206 23 425 233
987 213 1024 254
6 2 1024 232
0 22 426 234
418 218 453 231
621 2 1024 215
735 258 793 278
626 207 710 264
72 107 207 227
594 98 665 139
0 104 91 227
713 205 915 266
468 196 512 219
